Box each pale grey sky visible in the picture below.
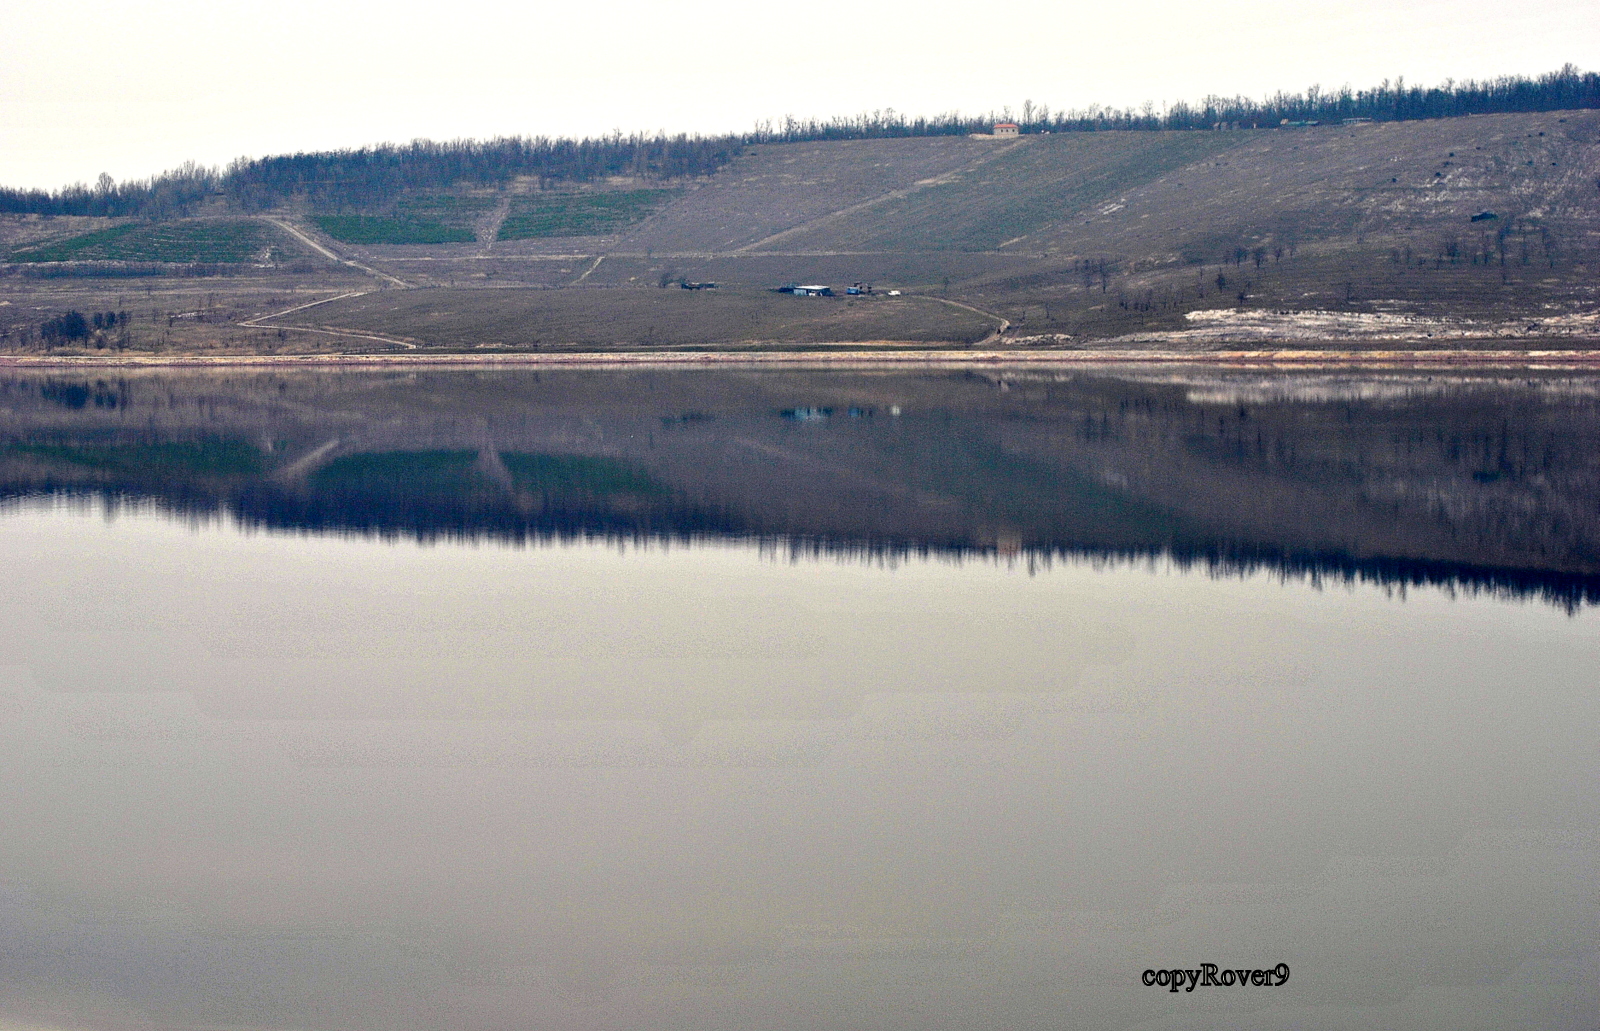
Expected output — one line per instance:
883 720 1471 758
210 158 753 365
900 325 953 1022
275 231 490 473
3 0 1595 189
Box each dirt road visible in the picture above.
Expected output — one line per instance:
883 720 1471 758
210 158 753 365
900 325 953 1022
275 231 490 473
267 218 411 288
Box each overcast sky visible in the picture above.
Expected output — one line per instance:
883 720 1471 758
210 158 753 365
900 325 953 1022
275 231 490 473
3 0 1595 189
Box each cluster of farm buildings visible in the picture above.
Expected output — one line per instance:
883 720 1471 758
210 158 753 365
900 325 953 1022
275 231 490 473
774 282 899 297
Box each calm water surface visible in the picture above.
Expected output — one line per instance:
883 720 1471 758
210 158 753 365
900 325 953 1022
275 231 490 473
1 367 1596 1030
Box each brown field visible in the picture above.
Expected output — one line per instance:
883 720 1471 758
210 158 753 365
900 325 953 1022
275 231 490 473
269 286 998 350
0 273 375 356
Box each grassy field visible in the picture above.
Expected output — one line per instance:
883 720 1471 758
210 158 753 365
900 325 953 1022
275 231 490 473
497 190 679 240
10 219 289 263
309 449 669 500
395 195 497 221
2 439 266 476
313 215 477 245
311 449 484 492
313 195 499 245
273 286 997 349
500 452 668 498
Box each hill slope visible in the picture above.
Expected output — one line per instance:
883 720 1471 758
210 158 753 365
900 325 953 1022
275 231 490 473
2 110 1597 352
641 111 1598 262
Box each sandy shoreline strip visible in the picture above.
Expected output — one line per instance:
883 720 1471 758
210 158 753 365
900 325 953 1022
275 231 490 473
5 348 1600 369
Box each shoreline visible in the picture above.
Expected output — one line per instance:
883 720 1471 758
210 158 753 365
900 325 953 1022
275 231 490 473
5 348 1600 369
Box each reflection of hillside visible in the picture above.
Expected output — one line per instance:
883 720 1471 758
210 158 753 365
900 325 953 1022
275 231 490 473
1 367 1597 607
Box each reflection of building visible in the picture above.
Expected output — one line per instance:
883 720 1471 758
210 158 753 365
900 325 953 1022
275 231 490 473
993 122 1020 138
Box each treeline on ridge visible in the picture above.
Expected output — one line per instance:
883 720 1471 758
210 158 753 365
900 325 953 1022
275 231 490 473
2 65 1595 219
0 163 218 221
225 135 741 213
754 63 1600 139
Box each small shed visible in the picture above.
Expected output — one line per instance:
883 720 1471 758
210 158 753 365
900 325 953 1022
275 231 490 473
993 122 1020 138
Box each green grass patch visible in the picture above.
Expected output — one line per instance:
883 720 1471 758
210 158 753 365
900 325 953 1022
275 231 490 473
11 220 280 263
6 440 266 476
394 195 496 221
312 215 476 246
500 453 667 498
498 190 678 240
311 450 483 489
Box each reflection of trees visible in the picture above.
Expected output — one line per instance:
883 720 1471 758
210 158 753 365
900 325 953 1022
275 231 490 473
1 370 1597 609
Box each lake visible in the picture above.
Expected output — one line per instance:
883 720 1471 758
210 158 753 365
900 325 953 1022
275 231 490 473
1 365 1596 1030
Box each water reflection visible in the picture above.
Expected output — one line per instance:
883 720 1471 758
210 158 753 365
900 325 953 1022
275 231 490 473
1 507 1595 1031
2 368 1599 1031
1 366 1598 608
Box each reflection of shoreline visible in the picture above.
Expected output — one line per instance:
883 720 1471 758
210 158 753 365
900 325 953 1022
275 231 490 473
6 488 1599 612
4 365 1598 609
6 349 1600 369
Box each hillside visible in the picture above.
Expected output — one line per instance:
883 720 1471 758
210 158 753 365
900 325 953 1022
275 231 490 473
2 109 1597 354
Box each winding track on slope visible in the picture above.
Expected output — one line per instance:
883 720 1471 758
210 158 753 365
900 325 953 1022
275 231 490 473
930 297 1010 344
239 223 420 350
265 218 411 288
240 290 421 351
